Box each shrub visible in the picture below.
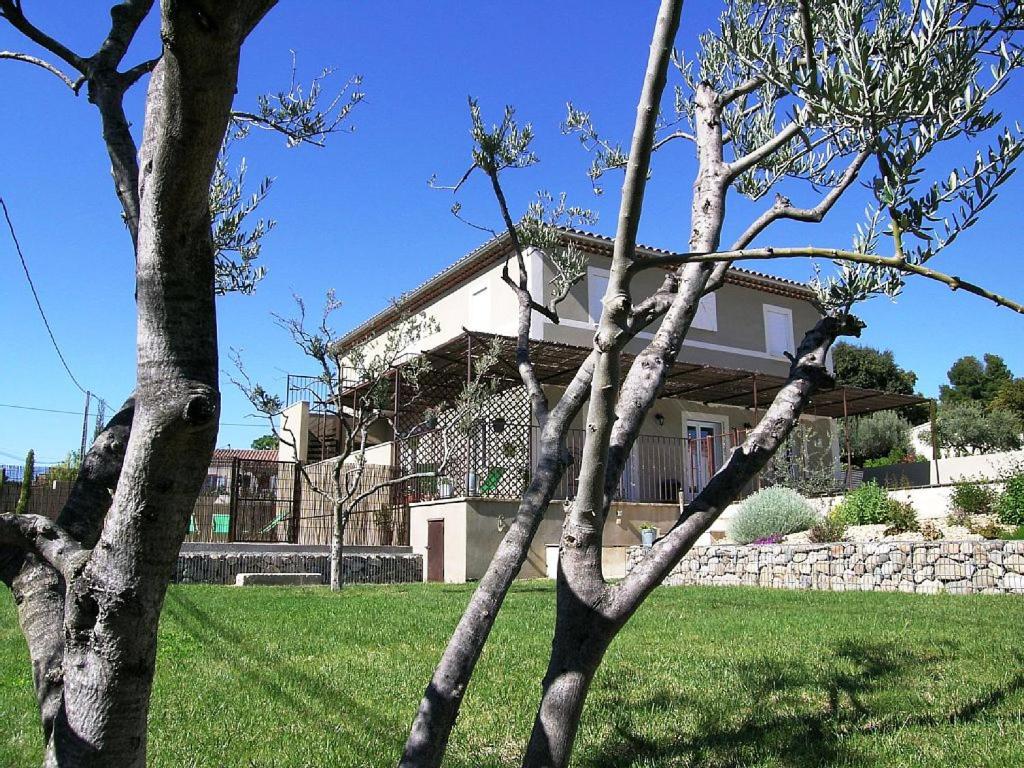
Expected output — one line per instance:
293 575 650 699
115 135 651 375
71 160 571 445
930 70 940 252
950 481 998 518
971 521 1007 540
833 481 899 526
728 486 818 545
808 513 846 543
998 525 1024 541
997 472 1024 526
843 411 911 465
884 501 920 534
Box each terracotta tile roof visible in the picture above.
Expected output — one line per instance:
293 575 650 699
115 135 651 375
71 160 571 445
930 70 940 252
211 448 279 463
338 227 816 347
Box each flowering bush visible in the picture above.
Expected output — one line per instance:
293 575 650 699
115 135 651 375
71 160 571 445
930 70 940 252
728 487 818 545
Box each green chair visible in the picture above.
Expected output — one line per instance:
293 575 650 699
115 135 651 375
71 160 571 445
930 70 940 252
260 511 290 535
479 466 506 495
188 514 197 535
212 513 231 536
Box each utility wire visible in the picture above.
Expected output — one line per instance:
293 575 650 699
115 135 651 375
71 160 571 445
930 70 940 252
0 402 265 427
1 195 91 397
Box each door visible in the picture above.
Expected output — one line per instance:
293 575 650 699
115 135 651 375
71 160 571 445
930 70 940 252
545 545 559 579
686 421 719 497
426 519 445 582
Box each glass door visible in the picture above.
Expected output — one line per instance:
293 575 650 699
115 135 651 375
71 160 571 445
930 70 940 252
686 420 719 498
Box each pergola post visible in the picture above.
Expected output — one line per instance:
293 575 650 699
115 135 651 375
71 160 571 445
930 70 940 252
752 374 761 490
843 387 852 490
930 399 941 485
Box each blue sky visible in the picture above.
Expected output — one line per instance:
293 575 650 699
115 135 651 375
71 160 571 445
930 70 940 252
1 2 1022 466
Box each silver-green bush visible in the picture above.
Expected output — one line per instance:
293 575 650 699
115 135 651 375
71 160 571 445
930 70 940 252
728 486 819 545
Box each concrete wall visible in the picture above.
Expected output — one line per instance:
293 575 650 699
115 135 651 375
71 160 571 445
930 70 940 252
410 497 680 582
409 498 470 583
930 449 1024 485
626 540 1024 595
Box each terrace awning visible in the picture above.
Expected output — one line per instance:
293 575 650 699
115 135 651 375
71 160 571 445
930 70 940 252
336 330 928 419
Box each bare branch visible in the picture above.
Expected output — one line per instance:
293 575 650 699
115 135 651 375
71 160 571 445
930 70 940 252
704 148 871 294
0 1 86 72
0 50 80 90
726 118 803 180
611 313 864 619
630 245 1024 315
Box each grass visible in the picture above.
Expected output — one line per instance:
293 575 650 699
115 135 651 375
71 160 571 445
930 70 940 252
1 583 1023 767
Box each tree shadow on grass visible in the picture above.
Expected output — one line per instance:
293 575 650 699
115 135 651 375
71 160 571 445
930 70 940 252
161 589 383 731
585 640 1024 768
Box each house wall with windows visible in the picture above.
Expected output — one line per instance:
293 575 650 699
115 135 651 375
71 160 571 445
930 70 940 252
338 233 824 382
534 249 821 377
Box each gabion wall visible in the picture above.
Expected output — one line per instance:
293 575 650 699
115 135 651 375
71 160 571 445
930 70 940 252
627 540 1024 595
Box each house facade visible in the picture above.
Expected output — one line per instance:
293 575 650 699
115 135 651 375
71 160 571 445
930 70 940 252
279 229 920 582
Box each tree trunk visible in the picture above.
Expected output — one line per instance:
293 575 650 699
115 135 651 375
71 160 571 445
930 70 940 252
331 503 345 591
0 3 276 765
520 587 614 768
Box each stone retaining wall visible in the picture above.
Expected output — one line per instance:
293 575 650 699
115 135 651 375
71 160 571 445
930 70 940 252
173 551 422 585
626 540 1024 595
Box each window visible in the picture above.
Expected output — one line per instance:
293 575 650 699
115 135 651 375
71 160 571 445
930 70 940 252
763 304 795 358
468 284 489 329
587 268 609 325
692 292 717 331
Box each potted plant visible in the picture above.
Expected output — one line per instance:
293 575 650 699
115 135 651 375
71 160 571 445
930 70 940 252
437 476 454 499
640 523 658 548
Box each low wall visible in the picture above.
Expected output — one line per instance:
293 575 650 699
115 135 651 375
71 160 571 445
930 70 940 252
626 540 1024 595
173 548 422 585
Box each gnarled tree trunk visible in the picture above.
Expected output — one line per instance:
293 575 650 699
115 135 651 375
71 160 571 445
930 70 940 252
0 2 275 765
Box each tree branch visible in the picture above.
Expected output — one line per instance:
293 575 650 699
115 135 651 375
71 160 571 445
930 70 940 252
703 148 871 294
726 118 802 180
0 514 87 581
0 50 81 90
0 1 86 72
611 312 863 619
629 245 1024 314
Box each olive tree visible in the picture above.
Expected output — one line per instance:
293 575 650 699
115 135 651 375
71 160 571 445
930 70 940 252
0 2 355 765
402 1 1024 766
234 297 503 590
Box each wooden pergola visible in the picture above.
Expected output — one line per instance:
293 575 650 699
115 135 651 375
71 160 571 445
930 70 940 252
348 330 929 420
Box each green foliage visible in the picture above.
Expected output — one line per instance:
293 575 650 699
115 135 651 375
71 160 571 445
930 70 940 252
843 411 912 465
728 487 818 545
939 354 1014 407
759 423 836 497
251 434 279 451
998 525 1024 541
997 472 1024 526
926 402 1022 455
14 449 33 515
834 481 901 526
992 378 1024 423
833 343 927 423
808 513 847 544
885 501 920 535
950 481 998 518
45 452 81 483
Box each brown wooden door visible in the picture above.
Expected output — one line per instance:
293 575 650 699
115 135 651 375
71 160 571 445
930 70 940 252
427 519 444 582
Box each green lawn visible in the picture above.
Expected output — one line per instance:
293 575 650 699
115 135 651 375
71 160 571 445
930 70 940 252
2 583 1022 767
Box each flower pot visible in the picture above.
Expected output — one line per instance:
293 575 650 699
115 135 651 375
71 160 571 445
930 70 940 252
641 527 657 548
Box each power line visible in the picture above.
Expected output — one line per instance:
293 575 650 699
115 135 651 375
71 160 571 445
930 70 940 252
1 196 92 398
0 403 268 428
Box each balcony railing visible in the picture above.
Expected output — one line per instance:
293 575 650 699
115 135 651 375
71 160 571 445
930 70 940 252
398 426 764 505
